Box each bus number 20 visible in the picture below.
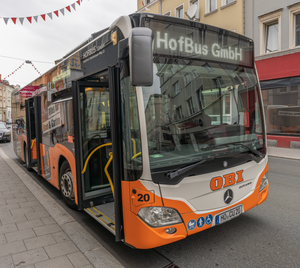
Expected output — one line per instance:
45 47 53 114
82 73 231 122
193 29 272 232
138 194 150 202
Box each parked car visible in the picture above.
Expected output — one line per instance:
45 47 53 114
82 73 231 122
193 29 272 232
0 122 11 142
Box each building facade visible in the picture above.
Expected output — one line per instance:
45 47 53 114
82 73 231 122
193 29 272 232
137 0 244 34
245 1 300 149
0 75 14 123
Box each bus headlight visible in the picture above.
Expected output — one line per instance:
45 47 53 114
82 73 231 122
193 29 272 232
138 207 182 227
259 174 268 192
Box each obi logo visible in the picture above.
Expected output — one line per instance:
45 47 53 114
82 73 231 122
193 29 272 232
210 170 244 191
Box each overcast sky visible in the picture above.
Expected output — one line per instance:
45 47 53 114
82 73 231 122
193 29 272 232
0 0 137 88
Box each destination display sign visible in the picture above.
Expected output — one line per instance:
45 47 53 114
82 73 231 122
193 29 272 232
146 19 253 68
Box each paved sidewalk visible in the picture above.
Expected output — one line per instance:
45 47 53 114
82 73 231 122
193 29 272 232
0 148 124 268
268 146 300 160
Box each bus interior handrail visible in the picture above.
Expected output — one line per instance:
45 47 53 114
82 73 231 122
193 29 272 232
82 143 112 174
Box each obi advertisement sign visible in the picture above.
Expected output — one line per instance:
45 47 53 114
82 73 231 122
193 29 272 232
19 86 39 97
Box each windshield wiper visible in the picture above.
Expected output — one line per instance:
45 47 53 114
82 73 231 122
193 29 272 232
209 142 265 158
166 155 216 180
235 143 265 158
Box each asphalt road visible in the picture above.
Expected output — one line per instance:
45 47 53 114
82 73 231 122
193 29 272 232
1 138 300 268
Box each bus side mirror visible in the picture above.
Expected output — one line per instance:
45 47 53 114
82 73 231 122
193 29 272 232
129 27 153 87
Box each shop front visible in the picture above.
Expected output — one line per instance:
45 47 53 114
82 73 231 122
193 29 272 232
256 52 300 149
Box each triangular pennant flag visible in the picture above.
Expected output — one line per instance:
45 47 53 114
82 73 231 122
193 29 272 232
60 8 65 16
76 0 80 5
11 18 17 24
54 10 59 17
56 87 59 91
3 18 9 25
41 14 46 21
71 3 76 10
66 6 71 12
19 18 24 25
27 17 32 23
47 13 52 19
33 15 38 22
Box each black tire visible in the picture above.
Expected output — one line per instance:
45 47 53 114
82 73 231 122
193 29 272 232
59 161 77 210
24 145 32 171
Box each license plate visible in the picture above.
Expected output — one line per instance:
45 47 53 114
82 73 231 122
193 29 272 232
216 205 243 225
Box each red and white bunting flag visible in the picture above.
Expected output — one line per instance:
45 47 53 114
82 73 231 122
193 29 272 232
2 0 83 26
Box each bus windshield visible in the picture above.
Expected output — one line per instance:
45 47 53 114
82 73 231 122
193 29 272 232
142 18 265 171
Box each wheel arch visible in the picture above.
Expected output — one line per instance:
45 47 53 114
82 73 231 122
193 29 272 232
57 155 68 190
51 144 77 205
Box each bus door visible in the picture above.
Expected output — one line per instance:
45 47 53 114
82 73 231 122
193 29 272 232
25 96 42 173
72 69 121 236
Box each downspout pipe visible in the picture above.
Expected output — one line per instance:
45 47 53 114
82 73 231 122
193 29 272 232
159 0 163 14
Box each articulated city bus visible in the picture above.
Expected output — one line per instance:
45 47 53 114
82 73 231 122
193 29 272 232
12 13 269 249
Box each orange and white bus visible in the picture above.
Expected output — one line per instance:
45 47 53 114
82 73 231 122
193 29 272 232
12 13 269 249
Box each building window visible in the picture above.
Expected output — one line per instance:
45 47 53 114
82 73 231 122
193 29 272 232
146 0 151 4
187 98 195 115
206 0 217 13
222 0 234 5
295 14 300 46
175 106 183 119
289 3 300 48
193 69 201 78
176 5 184 18
265 22 279 53
184 74 191 86
170 66 176 75
204 63 213 72
173 81 180 96
259 9 282 55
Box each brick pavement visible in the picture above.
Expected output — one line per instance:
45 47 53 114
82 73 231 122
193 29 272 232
0 148 124 268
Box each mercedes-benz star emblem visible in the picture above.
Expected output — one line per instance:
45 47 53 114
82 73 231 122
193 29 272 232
223 161 228 168
224 189 234 204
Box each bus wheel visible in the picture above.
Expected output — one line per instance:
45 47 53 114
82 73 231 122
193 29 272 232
60 161 77 210
25 145 32 171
